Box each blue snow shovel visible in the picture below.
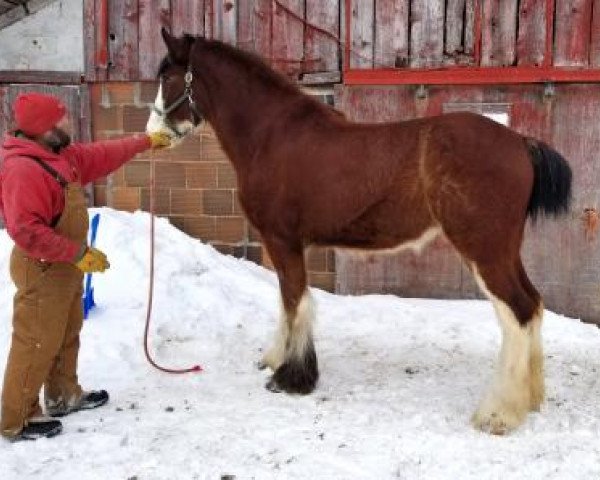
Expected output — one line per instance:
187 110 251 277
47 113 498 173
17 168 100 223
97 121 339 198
83 213 101 319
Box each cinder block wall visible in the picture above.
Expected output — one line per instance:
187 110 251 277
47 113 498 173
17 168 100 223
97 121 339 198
90 82 336 291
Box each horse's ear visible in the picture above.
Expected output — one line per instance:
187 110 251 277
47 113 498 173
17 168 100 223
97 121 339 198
161 27 177 55
161 27 194 65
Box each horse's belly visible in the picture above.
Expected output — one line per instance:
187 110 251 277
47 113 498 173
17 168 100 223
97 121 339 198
313 225 441 254
372 226 441 255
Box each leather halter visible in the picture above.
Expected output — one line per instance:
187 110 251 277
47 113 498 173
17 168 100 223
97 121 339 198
152 67 203 138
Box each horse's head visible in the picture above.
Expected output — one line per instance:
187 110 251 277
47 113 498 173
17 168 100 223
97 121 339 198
146 28 204 144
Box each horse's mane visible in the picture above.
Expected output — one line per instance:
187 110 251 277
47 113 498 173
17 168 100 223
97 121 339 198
198 39 303 96
202 40 346 120
159 36 344 119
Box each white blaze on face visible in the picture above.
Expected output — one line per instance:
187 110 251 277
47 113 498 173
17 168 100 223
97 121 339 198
145 83 199 145
146 84 167 134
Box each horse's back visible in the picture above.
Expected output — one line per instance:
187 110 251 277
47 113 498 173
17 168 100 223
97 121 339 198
426 111 530 174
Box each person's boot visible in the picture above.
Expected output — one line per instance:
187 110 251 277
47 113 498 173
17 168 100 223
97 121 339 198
46 390 109 418
11 416 63 441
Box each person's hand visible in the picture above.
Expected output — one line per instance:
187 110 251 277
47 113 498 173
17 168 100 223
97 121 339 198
74 247 110 273
147 131 172 150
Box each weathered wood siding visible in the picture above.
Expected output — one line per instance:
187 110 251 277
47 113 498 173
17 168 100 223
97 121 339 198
84 1 600 80
84 0 341 81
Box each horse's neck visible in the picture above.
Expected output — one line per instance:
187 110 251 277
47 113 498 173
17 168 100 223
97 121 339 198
200 61 303 170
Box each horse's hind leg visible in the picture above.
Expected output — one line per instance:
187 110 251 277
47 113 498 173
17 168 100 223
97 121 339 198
470 259 542 434
260 236 318 394
528 310 544 412
517 261 545 411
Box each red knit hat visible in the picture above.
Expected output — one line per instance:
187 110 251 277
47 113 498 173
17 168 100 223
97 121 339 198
13 92 67 136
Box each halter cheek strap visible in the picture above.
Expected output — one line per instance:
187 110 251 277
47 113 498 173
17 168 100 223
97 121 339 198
153 67 203 138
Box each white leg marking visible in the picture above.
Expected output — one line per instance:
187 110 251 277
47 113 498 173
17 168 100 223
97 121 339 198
262 290 314 371
286 290 315 361
529 307 545 412
261 303 289 371
348 226 441 259
471 266 532 435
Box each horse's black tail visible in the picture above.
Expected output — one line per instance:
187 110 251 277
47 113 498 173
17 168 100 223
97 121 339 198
526 138 572 221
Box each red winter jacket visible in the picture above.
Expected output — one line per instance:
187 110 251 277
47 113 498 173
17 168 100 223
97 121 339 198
0 133 151 262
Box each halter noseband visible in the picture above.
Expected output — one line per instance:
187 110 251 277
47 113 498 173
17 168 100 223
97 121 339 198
153 67 203 138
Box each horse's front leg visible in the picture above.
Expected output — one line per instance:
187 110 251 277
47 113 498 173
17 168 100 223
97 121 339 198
260 237 318 394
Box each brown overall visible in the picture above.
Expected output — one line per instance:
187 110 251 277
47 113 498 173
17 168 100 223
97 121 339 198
1 158 88 438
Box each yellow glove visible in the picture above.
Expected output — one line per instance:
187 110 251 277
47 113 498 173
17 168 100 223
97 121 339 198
74 247 110 273
147 131 172 150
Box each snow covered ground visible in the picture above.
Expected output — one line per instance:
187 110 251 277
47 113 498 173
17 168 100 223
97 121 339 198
1 208 599 480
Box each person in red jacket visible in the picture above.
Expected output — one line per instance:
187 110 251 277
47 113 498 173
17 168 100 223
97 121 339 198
0 92 171 441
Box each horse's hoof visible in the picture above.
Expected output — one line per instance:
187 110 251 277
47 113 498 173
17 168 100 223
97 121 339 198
265 368 316 395
265 377 282 393
257 361 268 371
472 412 511 435
259 351 284 372
471 397 528 435
265 349 319 395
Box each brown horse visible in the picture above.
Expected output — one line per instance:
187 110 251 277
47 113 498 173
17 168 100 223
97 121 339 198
147 29 572 435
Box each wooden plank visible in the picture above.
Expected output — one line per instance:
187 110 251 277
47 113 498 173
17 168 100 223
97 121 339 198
171 0 205 37
554 0 593 67
343 66 600 85
445 0 464 53
0 86 7 137
516 0 547 66
83 0 99 81
350 0 374 68
0 84 7 226
0 71 82 84
445 0 477 65
480 0 519 66
107 0 139 81
138 0 171 80
204 0 214 38
375 0 409 68
300 71 341 84
238 0 255 51
272 0 304 77
410 0 445 67
445 0 465 55
464 0 477 56
79 83 94 205
214 0 238 44
341 0 348 70
253 0 272 61
95 0 110 76
305 0 340 73
590 0 600 66
78 84 92 143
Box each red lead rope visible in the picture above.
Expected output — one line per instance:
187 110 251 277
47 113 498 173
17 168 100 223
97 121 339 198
143 153 202 374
